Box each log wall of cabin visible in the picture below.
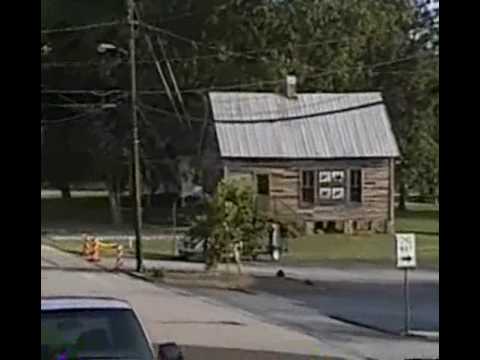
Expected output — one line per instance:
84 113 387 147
223 158 393 224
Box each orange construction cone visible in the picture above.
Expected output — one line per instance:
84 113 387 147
114 245 124 270
88 237 101 262
82 234 91 258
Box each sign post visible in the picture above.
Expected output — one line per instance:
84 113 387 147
395 233 416 335
403 265 410 333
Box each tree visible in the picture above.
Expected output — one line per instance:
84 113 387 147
188 178 268 272
88 106 130 225
200 0 438 207
41 114 96 199
376 3 439 208
42 0 439 214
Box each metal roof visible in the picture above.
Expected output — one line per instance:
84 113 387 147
41 296 132 311
209 92 400 159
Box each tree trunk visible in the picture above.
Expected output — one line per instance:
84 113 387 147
143 169 153 209
115 177 123 221
205 245 219 272
145 185 153 209
107 177 123 226
399 179 407 211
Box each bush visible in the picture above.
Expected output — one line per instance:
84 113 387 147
188 178 268 270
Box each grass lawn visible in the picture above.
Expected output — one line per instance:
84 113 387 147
282 203 438 269
41 195 196 229
43 199 438 270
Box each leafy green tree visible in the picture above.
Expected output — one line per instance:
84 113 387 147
42 0 438 213
188 178 268 271
200 0 438 207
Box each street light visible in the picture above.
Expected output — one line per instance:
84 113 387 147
97 43 128 57
101 103 119 110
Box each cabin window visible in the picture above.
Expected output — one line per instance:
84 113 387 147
350 169 362 202
318 170 345 204
301 170 315 204
256 174 270 195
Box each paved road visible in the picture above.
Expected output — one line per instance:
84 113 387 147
42 246 439 359
101 257 438 359
180 346 344 360
252 277 439 334
132 257 438 335
191 283 439 360
41 245 344 359
57 251 438 333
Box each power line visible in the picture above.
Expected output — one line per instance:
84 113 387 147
42 89 124 96
143 33 185 126
139 21 198 47
139 53 438 95
140 94 377 124
155 35 190 128
157 12 195 23
139 99 386 125
41 111 104 126
42 60 103 69
41 38 331 68
214 101 385 124
41 20 123 35
139 20 368 62
138 102 205 123
41 22 436 69
42 70 437 129
42 53 437 97
43 103 121 109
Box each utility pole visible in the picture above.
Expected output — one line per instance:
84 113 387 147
128 0 143 272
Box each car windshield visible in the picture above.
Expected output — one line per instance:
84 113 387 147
41 308 154 360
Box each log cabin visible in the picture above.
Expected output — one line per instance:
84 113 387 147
208 77 400 236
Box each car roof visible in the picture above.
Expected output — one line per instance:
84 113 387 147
41 296 132 311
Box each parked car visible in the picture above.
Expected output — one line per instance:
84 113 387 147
41 296 183 360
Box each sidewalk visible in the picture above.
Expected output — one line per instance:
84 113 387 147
103 257 438 284
44 245 439 358
41 245 351 359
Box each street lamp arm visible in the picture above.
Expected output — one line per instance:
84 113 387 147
97 43 128 57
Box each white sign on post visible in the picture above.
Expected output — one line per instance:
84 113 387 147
395 233 417 269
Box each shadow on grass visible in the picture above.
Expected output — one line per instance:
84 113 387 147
144 253 191 262
396 209 438 220
413 230 439 236
44 242 203 264
142 252 205 263
42 195 196 227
